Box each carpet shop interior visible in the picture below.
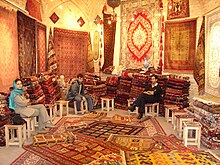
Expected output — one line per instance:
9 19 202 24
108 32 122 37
0 0 220 164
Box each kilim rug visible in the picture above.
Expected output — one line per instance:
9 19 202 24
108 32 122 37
132 117 166 137
107 134 156 151
86 153 124 165
152 134 195 152
12 116 165 164
122 150 220 165
23 134 120 165
74 121 144 141
82 111 107 121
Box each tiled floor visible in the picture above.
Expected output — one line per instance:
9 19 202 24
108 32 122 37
0 108 219 165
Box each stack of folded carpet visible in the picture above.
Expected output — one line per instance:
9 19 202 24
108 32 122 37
129 73 148 99
22 76 46 104
192 97 220 149
105 76 120 98
157 75 168 95
0 92 11 146
84 72 102 85
164 77 190 108
115 76 133 110
39 74 61 104
86 84 107 108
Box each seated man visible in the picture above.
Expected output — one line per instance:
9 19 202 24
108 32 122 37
129 74 162 119
67 73 93 112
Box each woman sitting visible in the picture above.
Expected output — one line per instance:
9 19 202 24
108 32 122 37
9 78 56 134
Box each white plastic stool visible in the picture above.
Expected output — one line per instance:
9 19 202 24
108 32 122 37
176 114 194 137
171 109 187 130
55 100 69 117
183 121 202 148
45 103 57 120
101 97 114 112
22 117 36 138
144 103 159 117
127 99 138 115
4 124 26 148
74 100 88 114
164 105 179 122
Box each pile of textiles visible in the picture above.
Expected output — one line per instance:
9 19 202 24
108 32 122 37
0 92 11 146
192 97 220 149
84 72 102 85
164 76 190 108
22 76 46 104
38 74 61 104
86 84 107 108
129 74 148 99
115 76 132 110
105 76 120 98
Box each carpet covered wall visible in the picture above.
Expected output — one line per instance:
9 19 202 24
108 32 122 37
0 7 19 91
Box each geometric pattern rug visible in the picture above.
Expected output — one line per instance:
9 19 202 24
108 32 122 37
74 121 144 141
122 150 220 165
23 135 120 165
10 116 165 164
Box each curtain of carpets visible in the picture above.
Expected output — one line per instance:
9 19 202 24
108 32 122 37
36 22 47 73
54 28 88 80
164 19 196 71
17 11 36 78
193 17 205 95
26 0 42 21
120 0 161 69
47 28 57 74
0 7 19 91
102 12 116 70
206 7 220 96
167 0 189 20
86 33 94 72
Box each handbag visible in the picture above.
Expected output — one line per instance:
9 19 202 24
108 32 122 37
11 113 26 125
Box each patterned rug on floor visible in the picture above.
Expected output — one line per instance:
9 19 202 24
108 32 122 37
23 134 120 165
122 150 220 165
107 134 156 151
73 121 144 141
11 116 166 164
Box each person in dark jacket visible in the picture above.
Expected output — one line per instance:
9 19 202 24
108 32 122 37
129 74 162 119
67 73 93 112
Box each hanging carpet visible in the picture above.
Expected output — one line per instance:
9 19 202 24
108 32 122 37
36 22 47 73
0 7 19 91
17 11 36 77
54 28 88 79
164 19 196 71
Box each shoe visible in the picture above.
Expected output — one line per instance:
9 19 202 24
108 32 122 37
37 128 49 134
137 113 143 120
128 105 135 112
45 123 57 128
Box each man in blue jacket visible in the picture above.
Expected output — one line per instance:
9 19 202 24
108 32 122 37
67 73 93 112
